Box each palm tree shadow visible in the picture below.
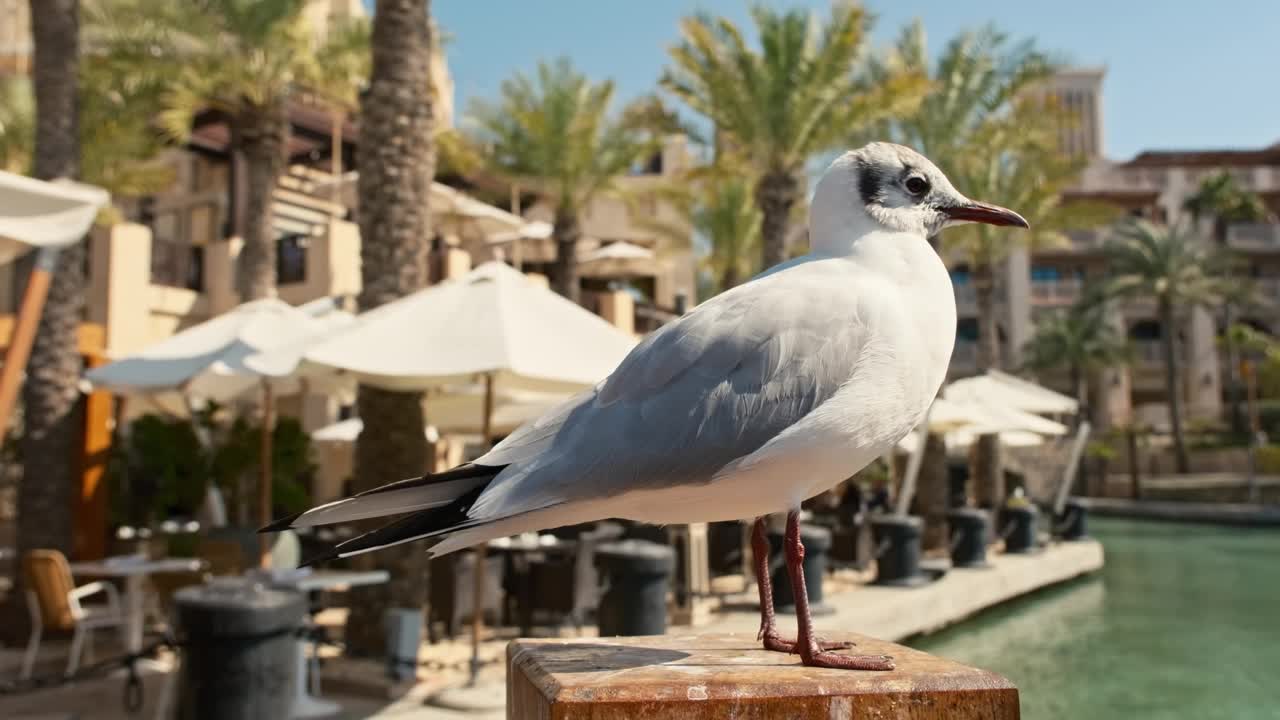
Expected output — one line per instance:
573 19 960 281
516 643 689 674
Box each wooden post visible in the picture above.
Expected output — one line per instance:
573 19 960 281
0 246 59 440
75 352 114 561
508 634 1019 719
259 380 275 568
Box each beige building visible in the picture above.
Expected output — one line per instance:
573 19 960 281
956 68 1280 431
0 0 692 437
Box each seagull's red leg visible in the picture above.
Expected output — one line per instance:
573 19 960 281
752 516 853 654
786 510 895 671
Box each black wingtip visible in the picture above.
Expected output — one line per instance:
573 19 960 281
258 510 304 534
299 546 341 568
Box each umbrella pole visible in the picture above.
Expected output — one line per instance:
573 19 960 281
469 373 496 687
894 401 935 517
259 380 275 568
0 247 59 441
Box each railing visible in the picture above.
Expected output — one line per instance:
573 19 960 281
953 284 976 307
1030 278 1083 306
1133 341 1164 366
1227 223 1280 250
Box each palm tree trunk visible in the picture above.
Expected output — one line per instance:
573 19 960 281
232 103 289 300
1215 218 1244 435
345 0 436 659
971 260 1004 508
551 205 581 303
8 0 83 641
755 170 797 269
1159 297 1191 473
1070 363 1089 427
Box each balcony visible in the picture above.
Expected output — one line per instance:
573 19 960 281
1030 278 1083 306
953 283 976 308
1227 223 1280 251
949 340 978 373
1133 341 1164 367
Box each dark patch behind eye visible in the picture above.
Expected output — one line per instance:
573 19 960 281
856 158 886 205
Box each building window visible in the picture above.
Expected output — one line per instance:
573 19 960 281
277 234 308 285
950 263 971 285
1129 319 1162 341
957 317 979 342
1030 266 1062 282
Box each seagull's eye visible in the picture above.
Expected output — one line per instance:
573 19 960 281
905 176 930 196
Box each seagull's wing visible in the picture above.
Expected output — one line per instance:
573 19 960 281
467 260 896 521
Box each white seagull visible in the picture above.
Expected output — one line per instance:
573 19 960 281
266 142 1027 670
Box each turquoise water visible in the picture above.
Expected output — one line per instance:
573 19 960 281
910 517 1280 719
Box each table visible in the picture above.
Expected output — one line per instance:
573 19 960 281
69 555 206 654
263 569 390 719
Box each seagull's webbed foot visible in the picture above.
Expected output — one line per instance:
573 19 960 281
799 647 896 671
762 632 854 654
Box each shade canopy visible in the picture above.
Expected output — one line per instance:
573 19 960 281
898 396 1069 454
944 370 1078 415
303 261 637 393
0 170 109 263
85 297 354 403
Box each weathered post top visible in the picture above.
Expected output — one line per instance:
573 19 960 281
508 633 1019 719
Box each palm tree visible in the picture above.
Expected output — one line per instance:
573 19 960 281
88 0 368 299
466 58 654 303
343 0 435 658
1097 219 1231 473
1021 302 1129 421
661 4 924 270
1184 171 1272 434
11 0 83 631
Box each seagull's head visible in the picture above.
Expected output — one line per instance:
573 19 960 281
812 142 1029 243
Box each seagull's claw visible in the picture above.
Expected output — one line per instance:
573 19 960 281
762 632 855 654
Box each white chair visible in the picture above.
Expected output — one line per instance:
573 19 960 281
21 549 128 679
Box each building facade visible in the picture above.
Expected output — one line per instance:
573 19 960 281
955 68 1280 431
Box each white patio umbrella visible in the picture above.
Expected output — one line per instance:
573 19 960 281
85 297 354 564
0 171 110 438
303 260 636 685
945 369 1079 416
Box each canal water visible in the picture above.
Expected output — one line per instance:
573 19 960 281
910 517 1280 719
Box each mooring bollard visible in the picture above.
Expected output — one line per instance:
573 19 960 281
947 507 991 568
385 608 422 682
595 539 674 636
1056 499 1088 541
1001 505 1039 554
768 523 833 613
870 515 930 586
174 581 305 720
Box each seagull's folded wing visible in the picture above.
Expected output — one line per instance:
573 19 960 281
468 262 888 521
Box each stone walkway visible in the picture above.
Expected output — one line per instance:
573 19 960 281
0 538 1102 718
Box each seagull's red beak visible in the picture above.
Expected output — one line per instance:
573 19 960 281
942 201 1029 229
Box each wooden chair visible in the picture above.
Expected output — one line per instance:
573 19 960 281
21 549 127 679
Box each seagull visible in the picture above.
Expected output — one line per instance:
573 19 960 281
266 142 1027 670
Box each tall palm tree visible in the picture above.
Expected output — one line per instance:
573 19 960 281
11 0 83 633
467 58 654 303
1097 219 1231 473
1021 301 1129 420
1184 171 1271 434
88 0 367 299
343 0 435 658
662 3 924 270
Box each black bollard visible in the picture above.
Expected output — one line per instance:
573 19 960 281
595 540 674 636
869 515 930 587
767 524 834 615
175 582 305 720
1056 499 1088 541
947 508 992 569
1001 505 1039 554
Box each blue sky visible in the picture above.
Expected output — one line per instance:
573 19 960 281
384 1 1278 160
